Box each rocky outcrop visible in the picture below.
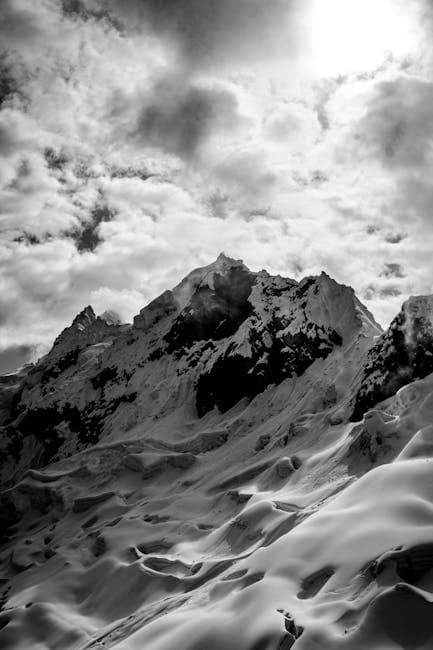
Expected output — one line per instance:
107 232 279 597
351 296 433 421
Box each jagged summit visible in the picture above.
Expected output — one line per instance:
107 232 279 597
70 305 96 330
53 305 120 345
133 253 254 333
0 258 386 487
172 252 251 305
134 255 380 346
181 252 248 282
42 304 124 370
212 251 247 270
54 306 122 340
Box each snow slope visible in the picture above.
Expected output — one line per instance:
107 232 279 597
1 256 433 649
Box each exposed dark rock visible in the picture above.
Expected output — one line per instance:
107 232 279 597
40 348 81 384
165 266 255 352
196 319 342 416
92 534 107 557
277 610 304 649
90 366 119 390
0 389 138 475
134 290 178 332
351 299 433 421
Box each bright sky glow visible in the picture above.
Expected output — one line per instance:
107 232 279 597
311 0 414 75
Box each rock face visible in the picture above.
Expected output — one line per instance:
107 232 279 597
3 256 433 650
195 271 374 416
48 305 123 364
0 306 126 482
351 295 433 420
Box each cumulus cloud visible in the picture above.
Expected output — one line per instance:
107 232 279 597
132 76 244 160
381 262 405 278
0 0 50 50
1 0 433 361
72 202 116 253
356 77 433 168
341 75 433 237
96 0 301 70
0 344 34 374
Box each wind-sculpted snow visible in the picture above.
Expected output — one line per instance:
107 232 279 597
2 256 433 649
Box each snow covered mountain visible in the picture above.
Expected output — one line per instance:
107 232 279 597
1 255 433 649
0 254 380 485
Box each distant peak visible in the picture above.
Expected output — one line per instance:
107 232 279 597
98 310 122 326
81 305 95 314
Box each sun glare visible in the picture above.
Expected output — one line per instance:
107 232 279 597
311 0 413 76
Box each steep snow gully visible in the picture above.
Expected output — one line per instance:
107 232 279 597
2 255 433 649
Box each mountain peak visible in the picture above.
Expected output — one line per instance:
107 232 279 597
71 305 96 330
133 255 251 333
188 252 249 285
168 254 251 311
214 251 247 269
47 304 122 367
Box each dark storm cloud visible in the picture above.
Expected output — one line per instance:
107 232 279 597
61 0 123 30
132 78 242 159
44 147 70 171
0 344 34 374
419 0 433 25
364 284 402 300
0 53 20 107
348 74 433 234
385 232 407 244
90 0 296 69
13 231 41 246
72 203 116 253
0 0 52 62
0 0 42 43
381 262 405 278
110 165 154 181
0 122 16 155
379 286 402 297
357 77 433 168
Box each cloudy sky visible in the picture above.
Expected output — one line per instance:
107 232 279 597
1 0 433 371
